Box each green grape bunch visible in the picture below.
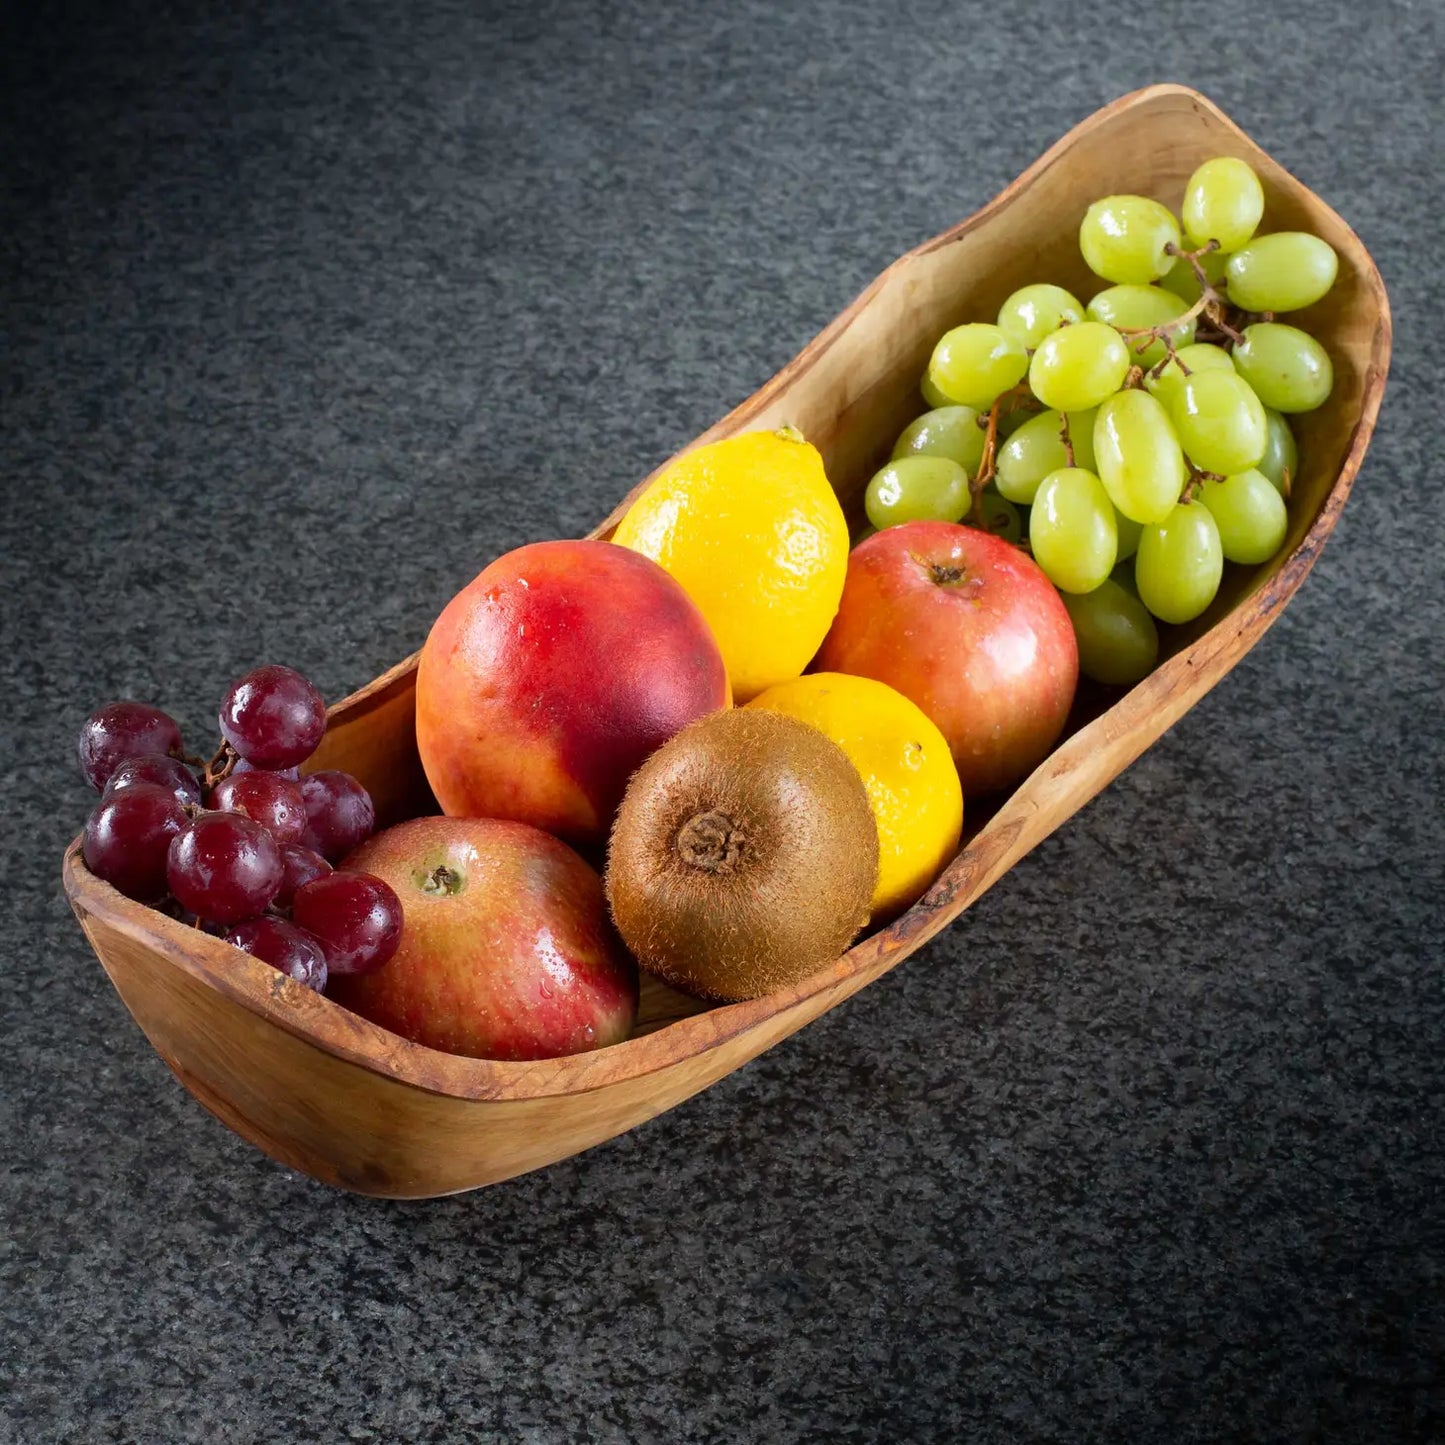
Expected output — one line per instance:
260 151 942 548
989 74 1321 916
861 152 1338 689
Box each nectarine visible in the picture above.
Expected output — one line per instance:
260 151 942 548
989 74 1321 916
417 540 729 845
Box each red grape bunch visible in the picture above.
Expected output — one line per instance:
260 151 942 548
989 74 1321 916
78 666 402 992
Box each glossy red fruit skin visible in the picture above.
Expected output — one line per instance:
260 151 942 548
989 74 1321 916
83 783 187 902
415 539 730 847
814 521 1079 795
78 702 183 791
103 754 203 809
273 844 333 911
218 665 327 770
329 817 638 1061
292 871 402 977
166 812 284 925
299 771 376 862
232 759 302 782
224 917 328 992
208 770 308 845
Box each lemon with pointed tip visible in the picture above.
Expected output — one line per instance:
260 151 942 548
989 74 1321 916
748 672 963 920
611 428 849 703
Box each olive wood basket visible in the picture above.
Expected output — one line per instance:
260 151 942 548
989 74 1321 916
62 85 1390 1198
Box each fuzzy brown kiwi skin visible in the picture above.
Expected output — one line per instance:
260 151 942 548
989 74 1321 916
605 709 878 1002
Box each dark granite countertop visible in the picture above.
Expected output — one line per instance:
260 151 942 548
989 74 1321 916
3 2 1441 1440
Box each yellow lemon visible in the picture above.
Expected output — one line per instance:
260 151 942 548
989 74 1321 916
611 427 848 703
748 672 963 920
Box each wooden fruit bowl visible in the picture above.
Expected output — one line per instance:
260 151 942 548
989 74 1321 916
62 84 1390 1198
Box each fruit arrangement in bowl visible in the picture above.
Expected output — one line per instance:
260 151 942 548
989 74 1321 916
62 85 1389 1198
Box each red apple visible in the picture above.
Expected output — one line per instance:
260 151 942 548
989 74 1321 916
813 521 1077 795
416 539 730 847
329 816 638 1061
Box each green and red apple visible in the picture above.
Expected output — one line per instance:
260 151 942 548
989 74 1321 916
815 521 1078 795
329 816 637 1061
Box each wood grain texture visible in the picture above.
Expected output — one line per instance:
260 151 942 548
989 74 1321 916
62 84 1391 1197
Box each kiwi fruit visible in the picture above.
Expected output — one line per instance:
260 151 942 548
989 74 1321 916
605 708 878 1001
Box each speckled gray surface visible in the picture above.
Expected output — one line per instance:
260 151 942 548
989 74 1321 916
3 1 1442 1441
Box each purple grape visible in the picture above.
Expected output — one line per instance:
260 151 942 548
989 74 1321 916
232 759 301 782
218 665 327 770
274 844 333 911
208 770 308 845
225 917 328 992
300 771 376 862
292 871 402 976
104 754 203 810
78 701 183 791
83 783 187 901
167 812 284 925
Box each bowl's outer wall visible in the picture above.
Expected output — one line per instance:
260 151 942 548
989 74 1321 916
64 85 1390 1197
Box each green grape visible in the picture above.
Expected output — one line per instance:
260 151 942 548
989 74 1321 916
1086 284 1198 368
975 491 1023 545
1135 501 1223 624
1029 322 1129 412
1066 411 1098 471
865 456 970 530
1168 369 1268 475
1199 469 1289 564
1256 408 1299 494
997 404 1036 439
1161 246 1230 303
1113 507 1144 561
1232 323 1333 413
1030 468 1118 594
926 323 1029 410
1093 390 1187 524
996 408 1097 504
1062 578 1159 686
1146 343 1235 410
1079 195 1181 284
921 372 952 409
892 406 986 475
1110 557 1141 597
1226 233 1339 313
1182 157 1264 251
997 284 1085 348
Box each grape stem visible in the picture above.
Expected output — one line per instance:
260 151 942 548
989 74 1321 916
970 383 1035 525
1058 413 1075 467
1181 464 1224 504
1116 239 1249 357
203 740 238 790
